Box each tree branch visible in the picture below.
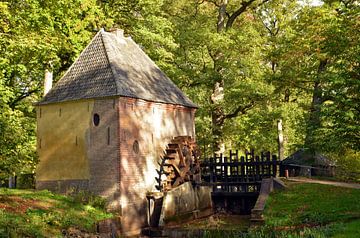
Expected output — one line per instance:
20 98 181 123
9 89 40 109
226 0 256 29
225 101 255 119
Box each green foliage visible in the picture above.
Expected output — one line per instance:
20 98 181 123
0 104 37 182
0 0 110 180
0 188 112 237
0 0 358 184
68 190 107 210
16 174 36 189
329 149 360 182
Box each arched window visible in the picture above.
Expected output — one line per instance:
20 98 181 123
93 113 100 126
133 140 140 154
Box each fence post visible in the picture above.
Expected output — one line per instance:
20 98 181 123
272 155 278 177
255 155 260 181
210 156 214 188
224 155 228 192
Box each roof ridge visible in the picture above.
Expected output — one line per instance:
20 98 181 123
43 30 104 99
100 30 118 96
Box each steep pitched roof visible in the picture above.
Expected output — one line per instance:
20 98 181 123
38 29 198 108
282 149 335 167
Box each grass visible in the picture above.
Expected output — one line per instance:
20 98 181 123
199 181 360 237
261 181 360 237
3 182 359 237
0 188 113 238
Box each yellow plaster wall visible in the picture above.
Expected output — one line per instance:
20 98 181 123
36 100 94 181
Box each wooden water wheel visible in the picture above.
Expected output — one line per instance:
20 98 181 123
155 136 201 192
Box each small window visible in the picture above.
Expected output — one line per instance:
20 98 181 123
133 140 139 154
93 113 100 126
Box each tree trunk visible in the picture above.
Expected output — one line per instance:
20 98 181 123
8 176 16 188
305 59 327 150
211 81 225 154
210 0 258 155
211 0 227 155
277 119 284 161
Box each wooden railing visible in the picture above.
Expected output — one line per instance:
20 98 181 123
200 150 279 194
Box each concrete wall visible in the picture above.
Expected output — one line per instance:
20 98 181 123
117 97 196 234
159 182 213 226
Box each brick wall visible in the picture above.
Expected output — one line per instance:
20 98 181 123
88 98 121 210
117 96 196 234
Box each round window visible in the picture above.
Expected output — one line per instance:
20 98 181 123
93 113 100 126
133 140 140 154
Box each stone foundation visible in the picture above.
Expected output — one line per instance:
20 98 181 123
36 179 89 193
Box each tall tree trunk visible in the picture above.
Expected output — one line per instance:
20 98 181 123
211 81 225 154
210 0 258 155
305 59 327 150
277 119 284 160
211 0 227 155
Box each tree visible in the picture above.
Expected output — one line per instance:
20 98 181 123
159 0 274 154
0 0 109 182
268 0 359 153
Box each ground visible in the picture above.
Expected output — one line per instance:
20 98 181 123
159 179 360 238
287 177 360 189
0 188 112 237
1 179 360 237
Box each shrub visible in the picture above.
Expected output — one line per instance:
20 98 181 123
70 190 107 209
331 149 360 182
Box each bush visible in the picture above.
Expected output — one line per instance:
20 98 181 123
17 173 35 189
69 190 107 209
331 149 360 182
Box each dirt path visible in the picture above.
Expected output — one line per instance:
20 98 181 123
287 177 360 189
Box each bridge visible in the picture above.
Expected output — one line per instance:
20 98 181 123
199 150 279 214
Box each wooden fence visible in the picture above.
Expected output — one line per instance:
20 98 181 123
200 150 279 194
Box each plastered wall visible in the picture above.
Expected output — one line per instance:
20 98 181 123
36 98 120 206
36 100 94 182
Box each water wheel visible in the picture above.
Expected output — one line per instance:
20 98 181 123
155 136 201 192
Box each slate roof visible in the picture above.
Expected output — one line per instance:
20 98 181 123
282 149 335 167
38 29 198 108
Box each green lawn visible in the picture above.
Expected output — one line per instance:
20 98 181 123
0 188 113 237
200 181 360 238
261 181 360 237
